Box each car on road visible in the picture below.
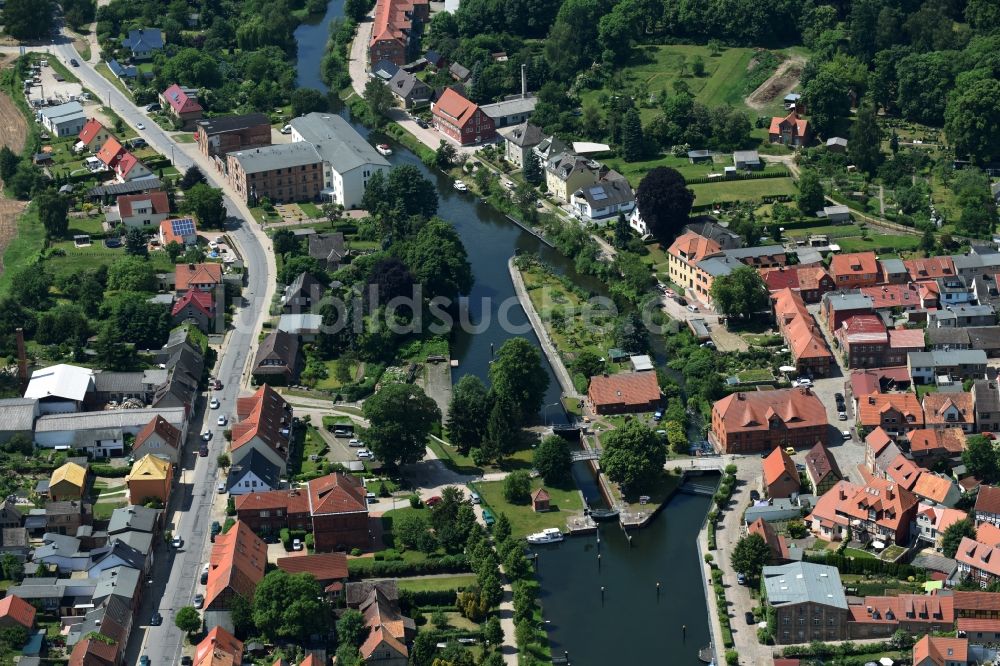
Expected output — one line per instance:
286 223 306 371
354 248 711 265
136 122 145 130
745 611 755 625
795 463 805 471
199 444 208 456
676 296 687 306
365 492 377 503
217 481 226 493
210 398 220 409
425 496 442 507
201 430 212 441
470 491 481 504
793 378 813 388
835 392 845 403
150 611 162 626
70 58 79 67
482 508 495 526
212 379 223 390
838 411 848 420
280 124 292 134
172 536 183 548
416 119 429 128
785 447 796 456
201 563 210 584
348 438 362 447
194 593 204 609
181 658 192 665
217 415 228 426
737 573 746 585
842 429 852 440
749 490 760 502
357 448 373 459
292 538 303 551
686 304 698 312
140 656 151 666
145 103 160 112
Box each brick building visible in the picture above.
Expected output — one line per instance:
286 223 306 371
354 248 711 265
762 447 800 499
764 562 848 644
587 372 661 415
196 113 272 158
368 0 430 66
431 88 496 146
711 388 828 454
226 142 324 205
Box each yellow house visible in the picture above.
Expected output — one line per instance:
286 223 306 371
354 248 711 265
49 462 88 501
544 153 601 203
125 454 173 505
667 232 722 294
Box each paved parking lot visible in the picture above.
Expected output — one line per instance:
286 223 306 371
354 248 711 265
27 59 84 105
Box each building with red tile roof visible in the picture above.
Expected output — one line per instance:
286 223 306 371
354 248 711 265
0 594 35 630
768 111 809 146
772 289 835 378
841 477 920 545
114 151 152 182
762 447 800 499
276 552 349 593
76 118 113 152
95 137 126 168
956 523 1000 588
850 368 913 397
923 392 974 432
668 232 723 295
914 503 968 550
204 520 266 612
172 289 216 332
847 593 954 639
830 252 880 289
912 634 968 666
132 414 183 464
431 87 495 145
975 485 1000 528
369 0 429 66
760 266 835 303
587 371 661 415
912 472 961 508
857 393 924 439
195 626 244 666
231 384 293 474
114 191 170 229
953 590 1000 638
161 84 204 128
835 315 888 369
69 636 119 666
865 426 895 472
860 282 933 313
174 262 223 293
711 387 828 454
236 472 371 551
748 517 791 563
804 442 842 495
908 427 966 466
885 453 922 490
905 257 956 282
807 479 861 541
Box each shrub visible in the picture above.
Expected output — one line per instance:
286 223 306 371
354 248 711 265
409 495 422 509
347 554 471 579
280 528 291 550
90 464 129 477
305 533 315 550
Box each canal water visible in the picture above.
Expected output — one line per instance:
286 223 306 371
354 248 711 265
295 7 716 663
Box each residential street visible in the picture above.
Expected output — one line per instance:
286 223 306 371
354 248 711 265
38 30 277 665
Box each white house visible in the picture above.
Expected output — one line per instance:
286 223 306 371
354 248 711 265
38 102 87 138
570 177 636 224
33 407 187 457
225 450 280 496
629 208 649 238
106 191 170 229
289 112 390 209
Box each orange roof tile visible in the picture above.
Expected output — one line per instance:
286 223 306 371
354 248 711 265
668 232 722 266
885 454 922 490
230 385 292 462
912 473 956 505
912 635 967 666
713 388 828 436
923 392 973 427
360 627 408 660
0 594 35 629
904 257 955 281
276 552 349 582
308 472 368 515
866 427 894 457
976 485 1000 517
839 478 919 534
785 315 833 361
96 137 125 167
830 251 878 280
235 487 310 514
857 393 924 429
762 447 797 488
135 414 181 451
588 372 661 410
850 593 953 624
117 191 169 218
204 520 266 610
78 118 108 144
433 88 480 130
175 263 223 291
748 517 789 561
806 479 861 533
195 626 244 666
768 111 808 138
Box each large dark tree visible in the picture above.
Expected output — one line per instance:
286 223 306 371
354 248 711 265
182 183 227 230
635 167 694 245
179 166 206 190
731 533 772 581
252 570 330 641
35 189 69 239
290 87 328 117
941 518 976 559
447 374 491 454
533 435 572 485
367 257 415 303
3 0 55 40
363 383 440 467
710 265 769 318
488 338 548 423
963 435 1000 484
796 170 825 216
620 107 644 162
849 101 883 176
599 420 665 493
401 219 472 301
945 79 1000 166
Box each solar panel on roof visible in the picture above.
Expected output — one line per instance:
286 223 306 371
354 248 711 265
589 186 608 201
171 218 195 236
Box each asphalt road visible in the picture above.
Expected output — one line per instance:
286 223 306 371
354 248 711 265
42 32 275 665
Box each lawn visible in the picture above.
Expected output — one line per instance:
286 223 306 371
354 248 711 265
610 470 683 512
296 425 329 478
314 359 361 391
841 547 877 560
688 177 798 205
579 45 763 123
67 215 107 236
172 132 196 144
472 477 584 539
397 574 477 593
604 153 788 189
94 62 134 100
298 202 324 219
0 204 44 297
427 437 483 476
45 241 175 282
835 234 922 253
94 501 126 520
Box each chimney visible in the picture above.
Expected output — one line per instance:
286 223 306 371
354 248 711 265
15 328 28 392
521 64 527 99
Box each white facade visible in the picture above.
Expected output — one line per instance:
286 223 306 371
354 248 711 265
331 163 387 210
227 469 276 495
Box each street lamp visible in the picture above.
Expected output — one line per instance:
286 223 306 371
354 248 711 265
542 401 560 426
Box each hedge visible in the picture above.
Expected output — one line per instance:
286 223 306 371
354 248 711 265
90 464 130 477
400 588 465 609
347 554 471 579
782 640 894 658
803 552 920 578
684 169 790 185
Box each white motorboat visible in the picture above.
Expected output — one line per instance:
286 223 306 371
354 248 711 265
376 143 393 156
526 528 564 544
453 180 468 191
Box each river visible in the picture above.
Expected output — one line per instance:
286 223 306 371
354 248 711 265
294 6 715 663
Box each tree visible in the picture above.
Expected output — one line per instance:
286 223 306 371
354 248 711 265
483 615 503 647
216 453 230 470
394 513 436 551
447 375 491 454
635 167 694 244
599 420 666 493
179 166 206 190
2 433 32 456
710 265 769 318
363 383 440 467
344 0 372 21
573 350 604 380
174 606 202 634
402 219 472 300
364 78 395 122
945 79 1000 166
165 240 183 263
665 421 687 455
493 513 512 543
941 518 977 559
503 470 532 504
336 609 368 647
252 570 330 641
849 101 883 176
620 107 644 162
107 256 157 292
124 227 149 257
489 338 548 422
796 170 825 216
10 264 51 309
291 87 329 117
435 140 457 169
533 435 572 485
964 434 1000 483
731 533 771 581
182 183 227 230
2 0 55 40
523 150 543 185
0 553 23 582
35 189 68 239
0 146 17 183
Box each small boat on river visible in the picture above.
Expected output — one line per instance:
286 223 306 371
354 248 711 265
586 508 620 522
526 528 564 544
453 179 468 191
376 143 393 156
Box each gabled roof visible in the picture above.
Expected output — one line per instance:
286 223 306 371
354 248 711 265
0 594 36 629
78 119 108 144
196 113 270 136
768 111 808 137
911 472 957 505
588 372 661 408
50 462 87 489
123 28 164 52
69 636 118 666
857 393 924 428
433 88 481 129
908 428 966 456
96 137 125 167
499 121 544 148
885 454 921 490
361 627 408 660
532 487 550 502
231 385 291 461
126 454 171 483
252 329 300 375
748 517 789 561
912 635 967 666
172 290 213 318
195 626 244 666
830 251 878 278
276 552 349 582
923 391 972 425
117 191 169 218
976 485 1000 516
160 217 197 245
227 449 281 492
289 113 389 174
839 477 919 534
668 231 722 264
805 442 841 486
175 263 223 291
904 256 956 281
712 388 828 434
162 83 203 114
762 562 846 609
307 472 368 515
115 151 145 177
762 447 797 488
25 364 94 402
205 520 266 610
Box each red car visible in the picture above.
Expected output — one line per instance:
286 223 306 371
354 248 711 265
425 496 442 507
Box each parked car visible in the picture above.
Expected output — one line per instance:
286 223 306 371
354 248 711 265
357 449 373 459
200 563 209 584
217 415 228 426
842 429 852 440
201 430 212 441
182 657 192 665
365 492 377 503
150 611 162 626
212 379 223 390
280 124 292 134
469 491 481 504
199 444 208 457
217 481 226 494
482 508 495 526
136 122 145 130
70 58 79 67
686 304 698 312
145 103 160 112
749 490 760 502
653 410 663 422
737 573 747 585
140 656 151 666
835 392 845 403
210 398 220 409
793 378 813 388
785 446 796 456
348 438 362 447
193 593 204 609
425 496 442 507
745 611 755 625
172 536 183 548
416 119 429 128
838 411 848 421
676 297 687 306
292 538 303 551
